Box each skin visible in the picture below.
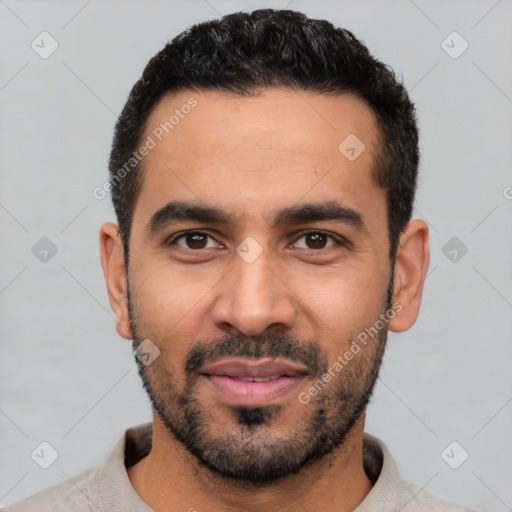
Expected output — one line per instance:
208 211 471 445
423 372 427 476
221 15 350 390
100 87 429 512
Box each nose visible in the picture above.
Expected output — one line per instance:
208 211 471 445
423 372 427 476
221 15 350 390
211 247 297 337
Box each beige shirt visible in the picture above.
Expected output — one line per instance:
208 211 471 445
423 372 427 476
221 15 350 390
2 422 474 512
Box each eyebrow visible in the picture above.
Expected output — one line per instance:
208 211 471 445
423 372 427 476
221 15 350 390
146 199 366 236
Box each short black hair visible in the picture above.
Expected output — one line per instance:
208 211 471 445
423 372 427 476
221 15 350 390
108 8 419 266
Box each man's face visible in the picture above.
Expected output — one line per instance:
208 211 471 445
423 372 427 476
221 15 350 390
125 88 393 484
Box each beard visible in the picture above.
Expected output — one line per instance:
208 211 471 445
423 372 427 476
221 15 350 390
127 280 392 486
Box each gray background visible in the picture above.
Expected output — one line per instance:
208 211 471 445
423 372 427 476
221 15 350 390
1 0 511 510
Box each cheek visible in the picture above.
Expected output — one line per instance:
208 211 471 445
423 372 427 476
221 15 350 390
131 262 217 343
309 276 389 378
298 263 389 334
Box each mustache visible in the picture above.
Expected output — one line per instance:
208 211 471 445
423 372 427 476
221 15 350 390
184 333 329 377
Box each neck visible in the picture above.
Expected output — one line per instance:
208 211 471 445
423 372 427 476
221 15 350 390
127 411 374 512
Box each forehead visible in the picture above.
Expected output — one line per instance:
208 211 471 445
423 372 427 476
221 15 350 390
143 87 378 161
134 87 383 229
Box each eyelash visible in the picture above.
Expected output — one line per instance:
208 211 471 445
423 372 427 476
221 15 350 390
166 230 348 252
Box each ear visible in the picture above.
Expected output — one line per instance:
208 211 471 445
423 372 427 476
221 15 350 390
99 222 132 340
388 219 430 333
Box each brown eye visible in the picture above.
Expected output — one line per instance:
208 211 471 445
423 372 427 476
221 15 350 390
172 231 217 250
306 232 328 249
294 231 337 250
186 233 207 249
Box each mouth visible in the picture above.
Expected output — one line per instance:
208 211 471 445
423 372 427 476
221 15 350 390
199 357 309 407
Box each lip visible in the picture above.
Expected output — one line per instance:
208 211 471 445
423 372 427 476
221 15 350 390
200 357 309 407
200 357 309 378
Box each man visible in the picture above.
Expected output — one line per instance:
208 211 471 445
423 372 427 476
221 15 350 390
4 8 474 512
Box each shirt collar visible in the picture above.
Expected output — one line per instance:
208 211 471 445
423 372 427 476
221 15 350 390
355 432 399 511
91 422 399 511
